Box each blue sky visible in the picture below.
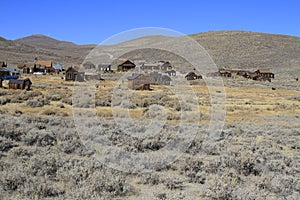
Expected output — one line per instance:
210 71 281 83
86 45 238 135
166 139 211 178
1 0 299 44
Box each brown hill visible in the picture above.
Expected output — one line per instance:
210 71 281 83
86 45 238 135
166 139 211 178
0 31 299 74
15 34 76 49
0 35 95 67
91 31 300 74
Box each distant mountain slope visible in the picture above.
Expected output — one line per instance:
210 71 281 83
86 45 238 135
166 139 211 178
0 35 95 66
15 34 76 49
191 31 300 72
93 31 300 73
0 31 299 73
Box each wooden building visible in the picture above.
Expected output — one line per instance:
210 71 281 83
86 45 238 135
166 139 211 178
255 69 275 79
83 61 96 69
148 72 171 85
165 69 176 76
185 72 202 80
8 78 32 90
0 67 10 78
17 62 34 74
219 69 232 77
117 60 136 71
84 73 102 81
127 74 150 90
140 61 172 72
0 61 7 68
35 60 54 73
65 67 85 82
98 64 112 72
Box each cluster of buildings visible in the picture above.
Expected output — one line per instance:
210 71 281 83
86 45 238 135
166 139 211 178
0 61 32 89
0 58 276 91
207 68 275 82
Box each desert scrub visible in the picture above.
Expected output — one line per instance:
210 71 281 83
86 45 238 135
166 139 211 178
0 97 10 105
26 96 50 107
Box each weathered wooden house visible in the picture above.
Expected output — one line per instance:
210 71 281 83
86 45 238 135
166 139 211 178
83 61 96 69
141 63 161 71
185 72 202 80
3 67 19 76
35 60 54 73
140 61 172 72
117 60 136 71
255 69 275 79
17 62 34 74
8 78 32 90
219 69 232 77
128 74 150 90
0 67 10 78
0 61 7 68
165 69 176 76
148 72 171 85
84 72 102 81
65 67 85 82
98 64 111 72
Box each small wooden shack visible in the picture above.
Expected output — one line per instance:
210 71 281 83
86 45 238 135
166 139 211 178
8 78 32 90
149 72 171 85
0 67 10 78
17 62 34 74
0 61 7 68
83 61 96 69
65 67 85 82
84 73 101 81
185 72 202 80
140 61 172 72
165 69 176 76
255 69 275 79
219 69 232 77
128 74 150 90
35 60 54 73
117 60 136 72
98 64 111 72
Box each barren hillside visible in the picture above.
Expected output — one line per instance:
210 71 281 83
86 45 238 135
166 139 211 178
1 31 300 73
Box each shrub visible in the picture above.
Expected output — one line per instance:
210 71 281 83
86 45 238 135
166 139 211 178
0 97 10 105
26 96 50 108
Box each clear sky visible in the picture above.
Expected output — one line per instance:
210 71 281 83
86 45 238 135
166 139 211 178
1 0 299 44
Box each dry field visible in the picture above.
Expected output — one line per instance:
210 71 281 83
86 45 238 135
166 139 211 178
0 74 299 199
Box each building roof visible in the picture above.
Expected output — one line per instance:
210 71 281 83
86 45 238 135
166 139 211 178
118 59 135 66
53 64 62 71
98 64 111 68
161 75 171 81
257 69 272 73
17 62 34 68
35 60 52 67
0 61 7 67
66 67 78 73
185 71 197 77
127 73 144 80
0 67 9 72
9 78 32 84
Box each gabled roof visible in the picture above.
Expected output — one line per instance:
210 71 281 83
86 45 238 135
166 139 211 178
0 61 7 67
98 64 111 67
256 69 272 73
9 78 32 85
53 64 62 70
118 59 135 66
35 60 52 67
66 67 78 73
185 71 197 77
127 73 144 80
0 67 9 72
3 67 18 73
17 62 34 68
161 75 171 81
